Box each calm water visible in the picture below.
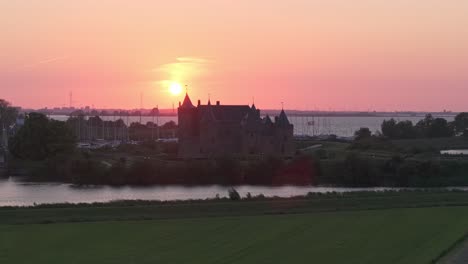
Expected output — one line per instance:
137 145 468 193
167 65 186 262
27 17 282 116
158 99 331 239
0 177 407 207
50 114 455 137
441 150 468 155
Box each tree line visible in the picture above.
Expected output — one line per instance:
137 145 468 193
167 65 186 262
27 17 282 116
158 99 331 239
355 113 468 140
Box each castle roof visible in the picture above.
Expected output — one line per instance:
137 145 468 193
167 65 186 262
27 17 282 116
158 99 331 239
277 109 291 126
263 115 273 125
200 103 216 123
198 105 250 122
180 93 195 109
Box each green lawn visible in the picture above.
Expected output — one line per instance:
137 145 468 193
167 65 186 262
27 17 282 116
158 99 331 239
2 206 468 264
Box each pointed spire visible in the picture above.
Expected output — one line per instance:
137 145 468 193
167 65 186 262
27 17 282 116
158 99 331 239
277 109 290 126
264 115 273 125
180 93 195 109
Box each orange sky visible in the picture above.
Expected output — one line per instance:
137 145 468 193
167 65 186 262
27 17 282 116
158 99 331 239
1 0 468 111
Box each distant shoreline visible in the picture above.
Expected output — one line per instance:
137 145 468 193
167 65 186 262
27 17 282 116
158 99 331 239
24 111 458 118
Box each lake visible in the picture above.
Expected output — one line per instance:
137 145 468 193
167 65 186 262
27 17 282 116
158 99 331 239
50 114 455 137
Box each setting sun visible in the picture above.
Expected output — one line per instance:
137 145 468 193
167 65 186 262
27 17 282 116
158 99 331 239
169 82 183 96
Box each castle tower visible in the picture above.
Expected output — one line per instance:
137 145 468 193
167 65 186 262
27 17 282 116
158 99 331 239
178 93 200 158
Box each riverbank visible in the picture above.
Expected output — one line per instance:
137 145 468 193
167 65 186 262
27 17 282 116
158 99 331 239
2 191 468 263
5 135 468 189
3 189 468 222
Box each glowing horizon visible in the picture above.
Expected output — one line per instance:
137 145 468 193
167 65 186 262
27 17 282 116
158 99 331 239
1 1 468 111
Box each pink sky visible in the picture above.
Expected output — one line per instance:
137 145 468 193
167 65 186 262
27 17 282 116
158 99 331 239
1 1 468 111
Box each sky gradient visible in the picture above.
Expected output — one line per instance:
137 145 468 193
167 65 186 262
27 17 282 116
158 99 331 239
1 0 468 111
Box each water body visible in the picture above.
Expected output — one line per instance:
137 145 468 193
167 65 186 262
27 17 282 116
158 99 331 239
441 150 468 155
49 115 455 137
2 178 468 207
0 177 396 206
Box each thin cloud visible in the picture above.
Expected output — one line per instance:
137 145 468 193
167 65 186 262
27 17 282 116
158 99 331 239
20 56 70 70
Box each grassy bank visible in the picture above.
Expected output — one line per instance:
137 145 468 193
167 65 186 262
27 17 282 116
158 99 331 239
3 191 468 263
4 190 468 224
2 206 468 263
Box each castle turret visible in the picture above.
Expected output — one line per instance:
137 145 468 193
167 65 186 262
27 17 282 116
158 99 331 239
180 93 195 109
178 93 199 156
277 109 291 127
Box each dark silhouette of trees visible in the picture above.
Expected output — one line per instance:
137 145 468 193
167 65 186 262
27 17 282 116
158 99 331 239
162 121 177 129
381 119 398 138
453 113 468 134
381 114 454 139
9 113 76 160
228 188 241 200
0 99 18 129
381 119 418 139
354 127 372 140
415 114 453 138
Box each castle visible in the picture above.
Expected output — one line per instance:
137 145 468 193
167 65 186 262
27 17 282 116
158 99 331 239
177 93 295 158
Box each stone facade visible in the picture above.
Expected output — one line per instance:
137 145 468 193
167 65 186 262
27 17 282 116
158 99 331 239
178 93 294 158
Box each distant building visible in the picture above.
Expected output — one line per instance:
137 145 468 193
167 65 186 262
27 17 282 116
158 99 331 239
178 93 295 158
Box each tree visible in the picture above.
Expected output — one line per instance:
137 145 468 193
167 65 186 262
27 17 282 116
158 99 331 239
0 99 19 129
427 118 454 138
396 120 419 138
415 114 434 137
415 114 453 138
354 127 372 140
228 188 241 201
453 113 468 134
381 119 398 138
162 121 177 129
9 113 76 160
381 119 419 139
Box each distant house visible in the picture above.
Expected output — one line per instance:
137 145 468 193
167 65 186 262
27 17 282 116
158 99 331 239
177 93 295 158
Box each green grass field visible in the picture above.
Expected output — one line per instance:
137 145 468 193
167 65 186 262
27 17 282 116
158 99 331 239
1 206 468 264
2 192 468 263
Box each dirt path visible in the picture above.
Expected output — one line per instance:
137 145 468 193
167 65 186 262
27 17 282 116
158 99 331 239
438 236 468 264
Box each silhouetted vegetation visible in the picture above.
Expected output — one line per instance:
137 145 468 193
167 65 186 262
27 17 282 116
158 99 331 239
380 114 459 139
354 127 372 140
0 99 18 130
228 188 241 200
9 113 76 161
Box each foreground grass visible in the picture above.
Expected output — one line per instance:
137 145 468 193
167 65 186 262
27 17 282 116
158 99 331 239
2 207 468 264
3 192 468 263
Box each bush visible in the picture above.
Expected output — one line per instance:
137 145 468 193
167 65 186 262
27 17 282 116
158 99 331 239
228 188 241 201
354 127 372 140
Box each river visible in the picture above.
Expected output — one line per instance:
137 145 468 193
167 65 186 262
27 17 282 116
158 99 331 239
2 177 468 207
0 177 394 206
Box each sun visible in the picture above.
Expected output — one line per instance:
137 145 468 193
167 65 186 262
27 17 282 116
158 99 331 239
169 82 183 96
